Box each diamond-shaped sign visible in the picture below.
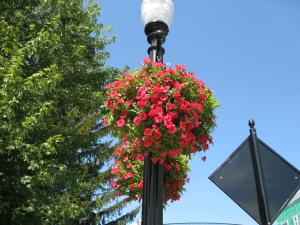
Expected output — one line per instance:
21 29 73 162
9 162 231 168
209 136 300 225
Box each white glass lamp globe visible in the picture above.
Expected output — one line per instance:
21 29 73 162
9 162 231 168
141 0 174 27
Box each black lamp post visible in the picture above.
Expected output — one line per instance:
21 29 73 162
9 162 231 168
140 1 174 225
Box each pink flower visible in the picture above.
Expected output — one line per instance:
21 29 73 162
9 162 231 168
161 86 170 93
116 119 125 127
124 72 136 81
125 100 132 106
136 86 148 99
154 62 165 68
133 116 141 126
144 58 152 64
168 68 176 75
175 64 186 71
168 125 177 134
154 114 163 123
140 112 147 121
103 118 109 126
180 121 186 131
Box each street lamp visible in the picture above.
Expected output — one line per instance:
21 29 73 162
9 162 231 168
141 0 174 62
140 1 174 225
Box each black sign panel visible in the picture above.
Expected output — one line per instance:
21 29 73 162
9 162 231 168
209 137 300 225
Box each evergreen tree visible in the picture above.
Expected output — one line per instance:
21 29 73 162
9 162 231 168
0 0 139 224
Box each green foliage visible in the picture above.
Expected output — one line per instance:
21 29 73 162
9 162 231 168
0 0 138 224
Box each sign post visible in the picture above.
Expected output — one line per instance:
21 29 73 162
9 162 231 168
210 120 300 225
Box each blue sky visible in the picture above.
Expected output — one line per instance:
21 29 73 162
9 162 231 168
96 0 300 224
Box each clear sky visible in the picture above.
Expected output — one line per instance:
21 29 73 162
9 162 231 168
96 0 300 225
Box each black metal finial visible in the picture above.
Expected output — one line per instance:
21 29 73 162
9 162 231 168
249 119 255 129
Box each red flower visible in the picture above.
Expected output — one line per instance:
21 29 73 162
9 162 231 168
174 92 181 100
111 167 121 174
180 121 186 131
166 103 176 111
164 163 172 172
136 154 145 161
123 172 132 180
126 164 132 169
105 59 218 204
129 183 135 190
202 143 209 150
169 150 179 158
151 157 159 164
138 181 144 190
179 103 187 111
143 136 153 148
111 181 118 187
154 130 162 140
137 99 147 107
200 135 207 143
144 128 152 136
116 119 125 127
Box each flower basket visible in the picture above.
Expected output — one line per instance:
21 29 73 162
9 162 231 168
105 59 218 203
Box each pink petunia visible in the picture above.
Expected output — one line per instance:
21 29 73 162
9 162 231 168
144 58 152 64
123 172 132 180
133 116 141 126
116 119 125 127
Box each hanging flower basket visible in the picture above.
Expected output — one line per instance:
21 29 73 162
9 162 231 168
110 144 190 203
105 59 218 203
